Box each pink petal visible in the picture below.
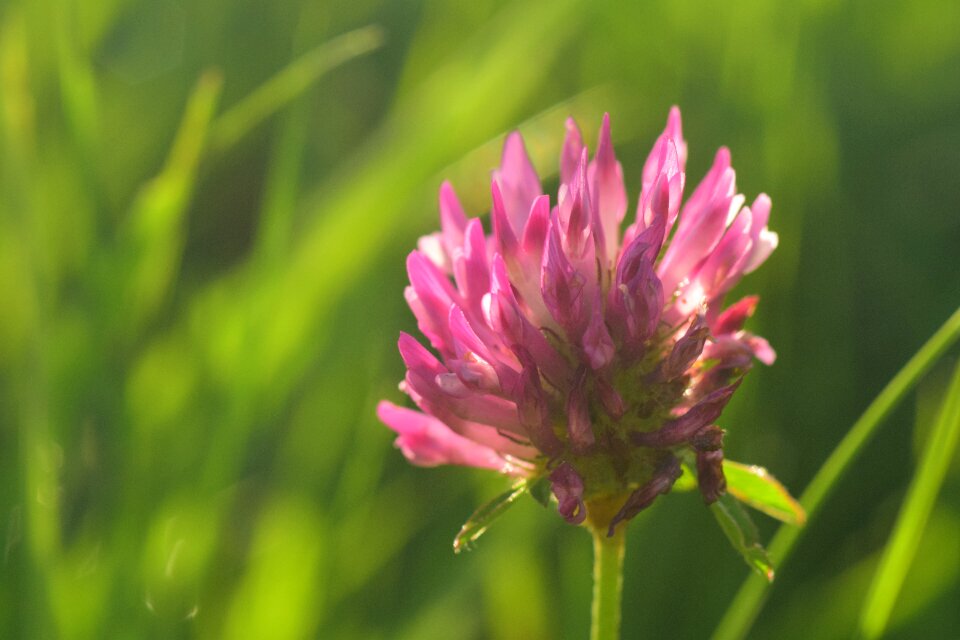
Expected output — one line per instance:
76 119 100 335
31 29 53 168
566 367 595 452
742 194 778 274
406 251 461 354
582 290 615 370
588 113 627 264
561 117 584 186
486 255 570 387
493 131 542 235
451 218 491 314
712 295 759 335
658 147 738 307
541 216 587 339
512 347 563 456
378 401 520 473
491 180 519 264
439 181 468 258
661 313 709 380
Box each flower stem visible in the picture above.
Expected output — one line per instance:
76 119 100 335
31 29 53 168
590 524 626 640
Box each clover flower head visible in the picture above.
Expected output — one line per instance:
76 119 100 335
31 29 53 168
378 108 778 534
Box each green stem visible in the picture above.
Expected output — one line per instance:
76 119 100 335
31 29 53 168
712 305 960 640
590 525 626 640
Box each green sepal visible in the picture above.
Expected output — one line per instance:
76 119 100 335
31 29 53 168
528 475 552 508
453 480 529 553
711 492 775 582
724 460 807 526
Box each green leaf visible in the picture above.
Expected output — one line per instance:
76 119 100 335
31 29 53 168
724 460 806 526
528 476 552 508
711 493 775 582
453 481 529 553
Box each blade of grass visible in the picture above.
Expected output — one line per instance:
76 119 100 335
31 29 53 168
54 0 100 197
208 25 385 153
712 305 960 640
119 70 223 334
858 356 960 638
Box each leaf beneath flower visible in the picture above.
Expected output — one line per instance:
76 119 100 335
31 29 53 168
454 480 529 553
724 460 807 526
528 475 552 507
711 492 775 582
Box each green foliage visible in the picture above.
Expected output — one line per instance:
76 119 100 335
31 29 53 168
1 0 959 639
454 480 531 553
723 460 806 526
711 494 775 583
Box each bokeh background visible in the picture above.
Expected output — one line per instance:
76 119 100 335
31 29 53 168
2 0 959 638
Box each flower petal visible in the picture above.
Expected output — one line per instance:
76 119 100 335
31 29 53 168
378 401 521 472
493 131 542 235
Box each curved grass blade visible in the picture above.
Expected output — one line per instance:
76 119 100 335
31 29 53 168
712 305 960 640
724 460 806 526
858 357 960 638
711 493 775 582
209 25 385 152
454 480 529 553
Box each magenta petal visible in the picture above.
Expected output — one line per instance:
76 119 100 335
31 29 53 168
582 291 615 370
452 218 491 314
398 331 445 377
521 195 551 258
439 181 468 257
642 107 687 192
633 381 741 447
541 217 587 338
610 230 663 352
491 180 520 263
661 313 710 380
589 113 628 264
561 117 585 186
557 148 593 261
701 336 756 371
747 335 777 365
377 401 516 472
608 456 682 535
596 374 625 419
448 304 518 392
712 295 759 335
487 255 570 387
493 131 542 235
406 251 461 354
742 194 778 274
566 367 595 452
512 347 564 456
550 462 587 524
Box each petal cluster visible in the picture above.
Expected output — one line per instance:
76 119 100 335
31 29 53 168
378 108 778 531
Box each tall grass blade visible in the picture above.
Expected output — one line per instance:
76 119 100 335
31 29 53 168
209 25 385 153
857 357 960 638
712 305 960 640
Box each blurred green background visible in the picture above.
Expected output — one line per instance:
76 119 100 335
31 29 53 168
2 0 959 638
